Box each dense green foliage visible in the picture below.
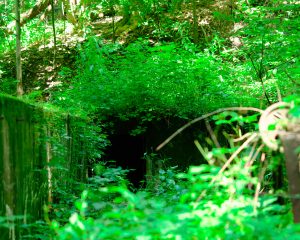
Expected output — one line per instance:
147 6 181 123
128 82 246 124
0 0 300 239
53 39 245 119
51 166 299 239
47 98 300 239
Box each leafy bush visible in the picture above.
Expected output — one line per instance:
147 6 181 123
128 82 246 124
51 162 300 239
49 106 300 239
52 37 262 124
216 0 300 104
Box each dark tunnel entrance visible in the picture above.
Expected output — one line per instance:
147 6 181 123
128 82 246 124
103 117 208 188
106 133 146 188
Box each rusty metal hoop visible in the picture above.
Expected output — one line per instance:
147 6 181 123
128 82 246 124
258 102 291 151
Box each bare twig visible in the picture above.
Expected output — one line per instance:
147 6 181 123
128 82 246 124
284 69 300 87
248 53 271 105
205 120 227 162
156 107 263 151
205 120 221 149
245 140 258 166
196 133 259 202
214 133 259 179
254 153 267 211
245 143 264 168
233 132 252 142
194 140 213 164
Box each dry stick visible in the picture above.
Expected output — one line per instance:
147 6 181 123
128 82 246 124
212 133 258 182
205 120 222 149
156 107 263 151
205 120 227 162
246 143 264 168
250 143 264 163
233 132 252 143
245 143 264 195
245 143 264 191
254 152 267 212
194 140 210 163
196 133 259 202
244 140 258 167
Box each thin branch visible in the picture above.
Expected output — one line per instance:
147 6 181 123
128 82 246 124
196 133 259 202
245 143 264 168
275 82 282 102
284 69 300 87
194 140 212 164
213 133 259 181
233 132 252 142
248 53 271 105
246 34 272 105
245 140 258 166
254 153 267 211
205 120 221 149
205 120 227 162
260 35 265 80
267 56 299 72
156 107 263 151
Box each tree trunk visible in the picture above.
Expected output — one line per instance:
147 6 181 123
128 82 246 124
51 0 57 68
280 133 300 223
20 0 51 26
192 0 199 44
16 0 24 96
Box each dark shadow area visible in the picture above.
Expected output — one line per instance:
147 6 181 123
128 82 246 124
106 133 146 188
146 118 207 170
103 117 208 188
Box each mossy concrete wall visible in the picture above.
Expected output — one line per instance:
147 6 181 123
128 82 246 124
0 95 87 240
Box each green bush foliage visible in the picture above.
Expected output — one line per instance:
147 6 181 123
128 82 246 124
48 101 300 239
53 37 262 124
51 158 300 240
0 0 299 239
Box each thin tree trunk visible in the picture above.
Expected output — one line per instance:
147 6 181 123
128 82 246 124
16 0 24 96
51 0 57 68
20 0 51 26
192 0 199 44
46 127 53 204
112 7 116 43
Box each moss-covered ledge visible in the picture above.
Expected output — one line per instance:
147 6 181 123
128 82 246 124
0 94 90 239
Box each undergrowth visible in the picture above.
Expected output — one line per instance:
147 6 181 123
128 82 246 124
0 1 299 239
44 97 300 239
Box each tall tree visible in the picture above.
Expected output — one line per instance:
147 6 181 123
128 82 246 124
20 0 51 26
192 0 199 44
16 0 23 96
51 0 57 68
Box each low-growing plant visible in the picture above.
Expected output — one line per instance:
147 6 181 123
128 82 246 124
49 104 300 239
